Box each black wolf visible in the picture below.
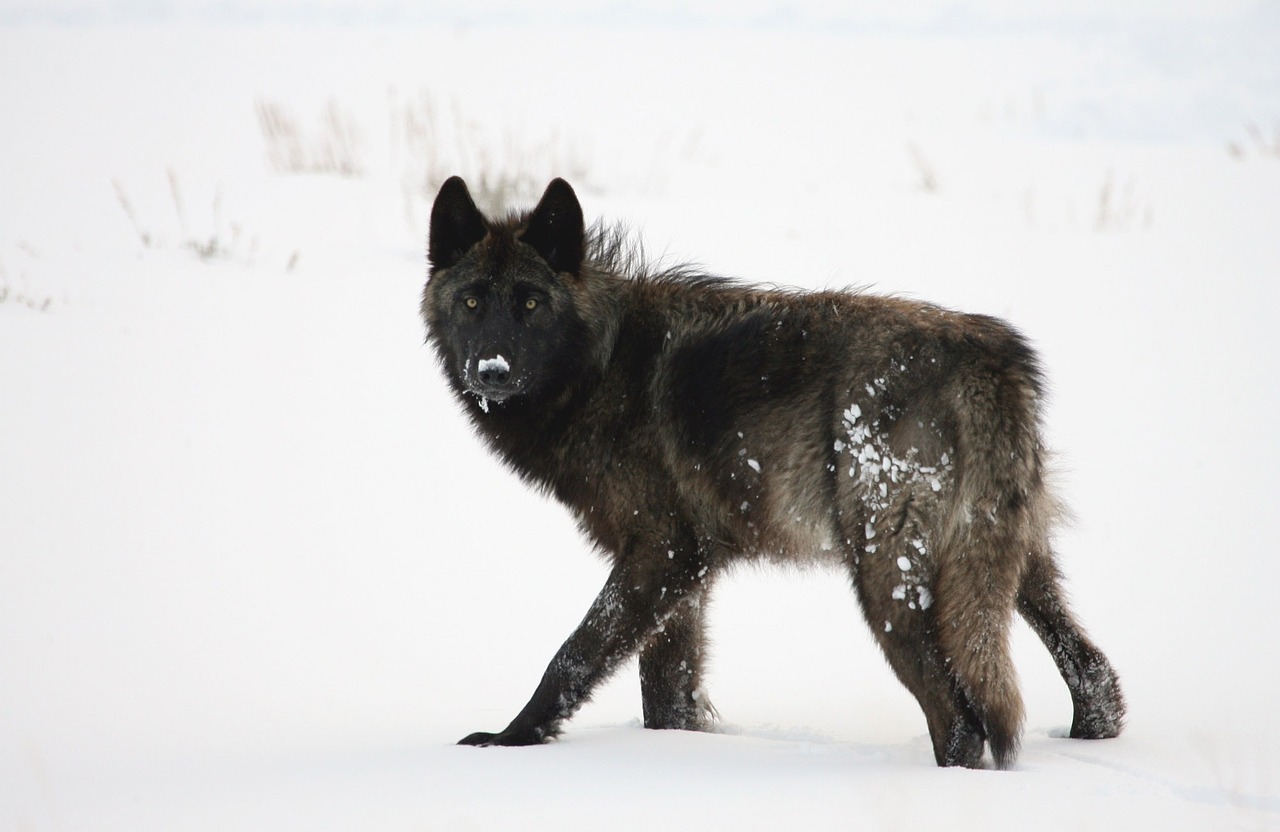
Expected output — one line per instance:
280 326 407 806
422 177 1124 768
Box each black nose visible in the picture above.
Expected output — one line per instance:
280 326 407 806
478 366 509 385
472 355 518 398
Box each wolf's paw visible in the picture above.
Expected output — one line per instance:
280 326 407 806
457 727 546 747
458 731 499 746
1070 706 1124 740
1069 657 1126 740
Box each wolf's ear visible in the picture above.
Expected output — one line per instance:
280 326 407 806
521 178 585 276
429 176 487 270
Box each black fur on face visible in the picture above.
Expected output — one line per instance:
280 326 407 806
423 177 592 409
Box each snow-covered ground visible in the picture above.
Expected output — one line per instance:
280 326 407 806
3 4 1279 829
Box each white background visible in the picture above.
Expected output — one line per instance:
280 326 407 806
2 2 1279 829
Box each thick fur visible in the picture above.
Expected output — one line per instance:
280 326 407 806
422 177 1125 768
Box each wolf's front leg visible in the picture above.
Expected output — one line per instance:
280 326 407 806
459 557 702 747
639 587 715 732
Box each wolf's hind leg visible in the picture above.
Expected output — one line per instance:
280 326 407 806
848 550 986 768
1017 546 1125 739
639 591 716 732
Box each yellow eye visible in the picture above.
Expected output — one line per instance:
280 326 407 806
464 297 478 309
525 298 538 310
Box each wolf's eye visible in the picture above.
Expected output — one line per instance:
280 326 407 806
525 298 538 310
464 297 479 310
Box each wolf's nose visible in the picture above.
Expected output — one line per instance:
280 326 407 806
478 366 510 385
474 355 517 397
477 355 511 386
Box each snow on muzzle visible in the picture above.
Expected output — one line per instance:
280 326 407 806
468 353 520 402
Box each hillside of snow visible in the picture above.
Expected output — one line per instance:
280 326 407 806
2 6 1279 830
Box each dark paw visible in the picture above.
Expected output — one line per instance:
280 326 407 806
938 727 987 769
1070 707 1124 740
457 727 546 747
1069 662 1126 739
642 704 715 732
458 731 500 746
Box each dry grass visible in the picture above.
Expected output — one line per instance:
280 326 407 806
256 97 364 178
1094 169 1153 232
112 171 298 269
389 88 594 221
0 253 54 312
1227 121 1280 160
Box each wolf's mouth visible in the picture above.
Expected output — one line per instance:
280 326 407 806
467 387 513 408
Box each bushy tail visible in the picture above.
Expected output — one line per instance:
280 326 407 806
935 362 1052 769
934 524 1027 769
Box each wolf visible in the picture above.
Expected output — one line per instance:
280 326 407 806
421 176 1124 768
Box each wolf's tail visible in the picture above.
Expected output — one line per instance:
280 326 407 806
934 362 1052 769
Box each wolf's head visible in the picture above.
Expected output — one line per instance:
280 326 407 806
423 177 592 409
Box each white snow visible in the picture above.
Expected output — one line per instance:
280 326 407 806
477 355 510 374
747 458 761 473
3 4 1280 831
